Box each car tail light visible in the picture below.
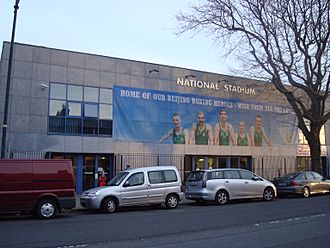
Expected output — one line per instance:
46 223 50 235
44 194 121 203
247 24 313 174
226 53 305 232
202 180 207 188
290 180 298 186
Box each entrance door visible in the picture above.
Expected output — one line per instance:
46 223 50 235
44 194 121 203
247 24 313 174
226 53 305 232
218 158 227 168
194 156 215 170
83 156 95 190
97 155 111 186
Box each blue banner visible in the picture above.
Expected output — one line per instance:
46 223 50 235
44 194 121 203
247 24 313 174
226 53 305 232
113 86 298 146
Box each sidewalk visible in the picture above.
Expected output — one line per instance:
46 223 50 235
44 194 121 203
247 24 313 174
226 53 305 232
74 193 83 210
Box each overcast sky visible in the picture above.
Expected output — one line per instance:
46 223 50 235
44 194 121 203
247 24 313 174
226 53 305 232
0 0 239 75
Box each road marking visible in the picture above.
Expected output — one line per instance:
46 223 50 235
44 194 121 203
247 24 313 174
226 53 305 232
57 244 88 248
254 213 326 227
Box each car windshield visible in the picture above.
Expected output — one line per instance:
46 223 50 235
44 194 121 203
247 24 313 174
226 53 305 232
187 171 205 182
107 171 129 186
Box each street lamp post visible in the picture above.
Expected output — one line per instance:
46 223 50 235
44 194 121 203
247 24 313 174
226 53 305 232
1 0 20 158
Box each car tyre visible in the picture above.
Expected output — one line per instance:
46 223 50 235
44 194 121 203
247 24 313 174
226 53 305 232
302 187 310 198
263 187 275 201
102 197 117 213
36 199 57 219
215 190 229 205
165 194 179 209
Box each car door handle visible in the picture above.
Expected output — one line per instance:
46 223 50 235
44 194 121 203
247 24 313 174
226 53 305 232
245 181 249 184
225 181 229 183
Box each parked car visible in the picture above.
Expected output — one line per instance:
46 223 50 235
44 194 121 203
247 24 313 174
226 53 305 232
273 171 330 198
80 166 184 213
0 159 76 219
185 168 276 205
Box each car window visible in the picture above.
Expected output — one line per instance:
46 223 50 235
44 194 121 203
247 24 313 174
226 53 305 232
207 171 224 180
148 171 164 184
108 171 129 186
224 170 240 179
285 173 300 179
187 171 205 181
126 172 144 186
312 172 323 180
297 174 307 180
305 172 315 180
239 170 255 180
164 170 178 182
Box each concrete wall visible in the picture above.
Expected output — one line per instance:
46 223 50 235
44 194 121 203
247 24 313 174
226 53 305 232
0 42 297 162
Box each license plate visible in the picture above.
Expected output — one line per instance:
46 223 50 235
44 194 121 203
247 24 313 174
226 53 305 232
277 183 286 186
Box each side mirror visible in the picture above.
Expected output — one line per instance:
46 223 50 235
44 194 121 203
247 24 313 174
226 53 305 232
252 176 260 181
123 181 130 187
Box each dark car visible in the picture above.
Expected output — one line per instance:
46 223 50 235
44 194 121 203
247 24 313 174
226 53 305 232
273 171 330 198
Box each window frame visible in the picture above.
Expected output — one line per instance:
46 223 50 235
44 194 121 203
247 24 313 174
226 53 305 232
48 82 113 137
164 170 178 183
125 172 145 187
148 171 165 184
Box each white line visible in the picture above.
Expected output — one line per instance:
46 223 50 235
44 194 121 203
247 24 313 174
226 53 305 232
57 244 88 248
254 213 326 227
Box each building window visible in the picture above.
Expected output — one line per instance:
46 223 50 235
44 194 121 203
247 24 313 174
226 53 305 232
48 83 113 136
298 121 325 145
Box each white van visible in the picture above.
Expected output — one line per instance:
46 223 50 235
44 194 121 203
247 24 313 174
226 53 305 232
80 166 184 213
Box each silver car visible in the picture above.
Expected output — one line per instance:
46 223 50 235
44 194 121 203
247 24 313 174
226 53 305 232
185 168 276 205
273 171 330 198
80 166 184 213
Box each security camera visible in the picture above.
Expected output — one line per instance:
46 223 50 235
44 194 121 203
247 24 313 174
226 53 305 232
40 83 48 89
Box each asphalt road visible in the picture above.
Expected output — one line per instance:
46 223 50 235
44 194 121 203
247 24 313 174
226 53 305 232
0 195 330 248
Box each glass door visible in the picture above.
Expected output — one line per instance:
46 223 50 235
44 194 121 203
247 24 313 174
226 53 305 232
83 155 95 190
98 155 111 186
194 156 215 170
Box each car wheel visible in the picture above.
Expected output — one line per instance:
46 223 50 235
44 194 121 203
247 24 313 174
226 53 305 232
165 194 179 209
302 187 310 198
215 190 229 205
102 197 117 213
263 187 274 201
36 199 57 219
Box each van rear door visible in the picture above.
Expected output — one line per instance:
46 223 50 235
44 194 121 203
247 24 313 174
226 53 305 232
186 171 206 191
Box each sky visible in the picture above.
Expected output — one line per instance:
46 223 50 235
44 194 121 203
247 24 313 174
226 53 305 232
0 0 239 76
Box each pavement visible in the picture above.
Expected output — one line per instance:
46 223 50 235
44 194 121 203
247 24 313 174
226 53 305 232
74 194 83 210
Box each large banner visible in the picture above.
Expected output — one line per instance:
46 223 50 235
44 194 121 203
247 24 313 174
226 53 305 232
113 86 298 146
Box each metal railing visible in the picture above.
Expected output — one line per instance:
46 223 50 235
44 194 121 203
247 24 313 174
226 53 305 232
0 149 46 159
113 153 185 178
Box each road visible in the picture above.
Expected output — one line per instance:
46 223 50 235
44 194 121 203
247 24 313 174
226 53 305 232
0 195 330 248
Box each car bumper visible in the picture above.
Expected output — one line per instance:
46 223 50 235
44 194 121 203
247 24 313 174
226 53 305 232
277 186 303 195
185 191 214 201
178 192 184 201
80 197 102 209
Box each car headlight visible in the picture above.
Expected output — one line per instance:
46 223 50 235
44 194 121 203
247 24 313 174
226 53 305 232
86 190 100 197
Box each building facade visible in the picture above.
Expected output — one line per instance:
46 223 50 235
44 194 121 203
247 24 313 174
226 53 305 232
0 42 329 193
